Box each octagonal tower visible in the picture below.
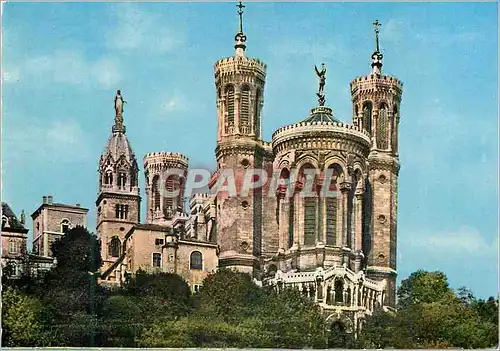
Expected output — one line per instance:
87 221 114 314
350 21 403 307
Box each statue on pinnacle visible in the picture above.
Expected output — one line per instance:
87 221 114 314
315 63 327 106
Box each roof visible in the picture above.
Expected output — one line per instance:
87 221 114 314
1 202 28 232
100 131 138 168
302 106 340 123
31 202 89 219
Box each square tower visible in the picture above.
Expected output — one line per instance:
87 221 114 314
31 196 88 257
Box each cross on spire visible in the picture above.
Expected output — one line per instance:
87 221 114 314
373 20 381 52
237 1 245 34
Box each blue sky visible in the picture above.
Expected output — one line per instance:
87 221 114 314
2 2 498 298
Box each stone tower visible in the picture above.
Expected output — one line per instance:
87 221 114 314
144 152 189 224
350 21 403 306
97 90 141 275
213 2 273 275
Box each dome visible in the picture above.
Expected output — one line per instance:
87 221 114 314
302 106 340 123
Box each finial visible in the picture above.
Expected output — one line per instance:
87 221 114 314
237 1 245 34
315 63 327 106
371 20 383 75
234 1 247 57
113 89 127 133
373 20 381 52
20 210 25 226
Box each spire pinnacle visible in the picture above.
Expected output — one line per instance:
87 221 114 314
113 89 127 133
234 1 247 56
371 20 383 75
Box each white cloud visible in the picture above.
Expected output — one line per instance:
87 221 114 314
402 226 497 256
106 4 184 54
3 118 90 163
4 50 122 89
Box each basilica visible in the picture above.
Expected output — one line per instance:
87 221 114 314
95 5 402 331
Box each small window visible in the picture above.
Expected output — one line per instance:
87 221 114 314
155 238 164 246
190 251 202 270
194 284 201 293
61 219 70 234
152 253 162 268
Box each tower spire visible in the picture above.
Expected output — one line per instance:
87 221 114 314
234 1 247 56
371 20 383 75
113 89 127 133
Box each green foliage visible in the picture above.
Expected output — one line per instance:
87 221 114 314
194 268 263 321
1 286 47 346
50 225 102 276
5 241 499 351
397 270 454 308
359 271 499 349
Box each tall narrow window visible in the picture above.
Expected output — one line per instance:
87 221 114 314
377 104 389 150
304 198 316 246
190 251 203 270
152 175 160 213
152 253 162 268
240 85 250 134
115 204 120 218
118 172 127 189
105 171 113 185
164 175 175 218
363 102 372 135
124 205 129 220
225 85 235 131
326 166 340 245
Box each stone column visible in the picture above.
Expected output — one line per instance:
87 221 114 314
355 192 363 251
372 110 379 149
340 182 351 247
278 195 289 251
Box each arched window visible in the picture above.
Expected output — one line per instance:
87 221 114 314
117 172 127 189
334 279 344 303
225 85 235 130
61 219 70 234
300 164 317 246
164 175 176 218
104 171 113 185
2 215 8 229
152 175 160 212
190 251 203 270
240 85 250 133
109 237 121 258
254 89 261 138
326 165 341 246
362 102 372 134
377 103 389 150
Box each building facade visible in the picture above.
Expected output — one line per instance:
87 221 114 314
96 5 402 330
31 196 89 257
1 202 29 276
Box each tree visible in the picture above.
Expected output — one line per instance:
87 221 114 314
194 269 262 322
359 271 499 349
1 286 47 346
397 270 454 308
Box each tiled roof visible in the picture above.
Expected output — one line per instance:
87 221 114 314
1 202 27 231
